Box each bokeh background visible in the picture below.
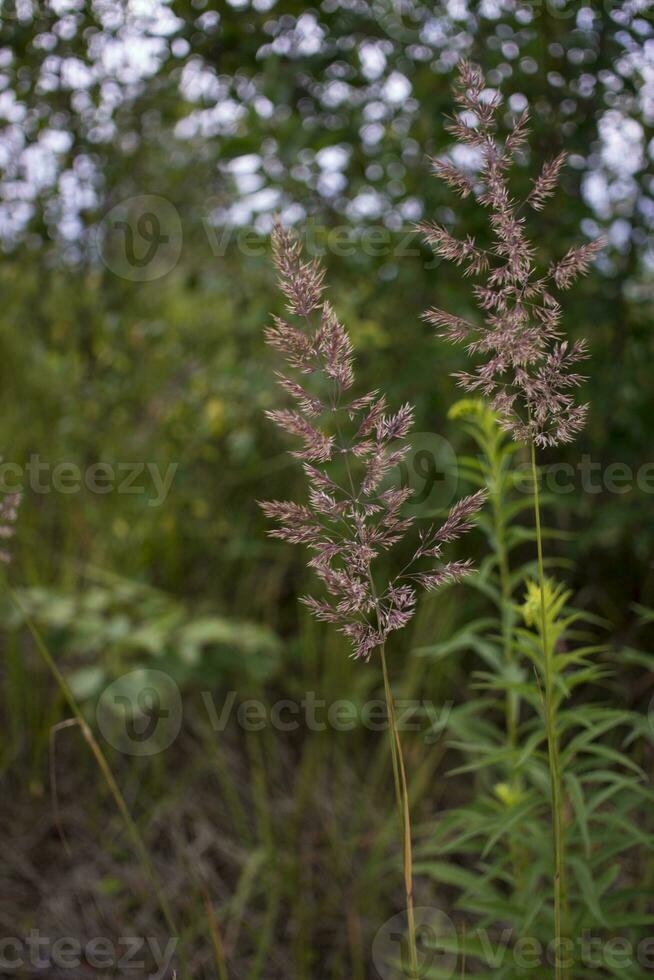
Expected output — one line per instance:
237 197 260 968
1 0 653 977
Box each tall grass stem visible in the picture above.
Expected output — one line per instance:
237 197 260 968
529 446 567 980
380 645 418 979
202 888 230 980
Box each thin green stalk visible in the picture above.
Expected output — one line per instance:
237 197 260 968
529 444 567 980
11 590 184 971
203 889 230 980
381 646 418 980
490 450 524 890
489 446 519 762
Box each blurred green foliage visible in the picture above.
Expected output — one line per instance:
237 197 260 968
0 0 651 630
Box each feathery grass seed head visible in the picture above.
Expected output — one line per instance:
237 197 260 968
261 219 486 660
422 60 605 448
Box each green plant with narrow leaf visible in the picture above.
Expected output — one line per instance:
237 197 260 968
415 404 654 978
415 399 566 797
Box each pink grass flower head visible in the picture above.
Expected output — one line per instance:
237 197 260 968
420 61 605 449
261 219 486 661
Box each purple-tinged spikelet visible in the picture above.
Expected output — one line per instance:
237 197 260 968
261 219 485 661
420 61 605 449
